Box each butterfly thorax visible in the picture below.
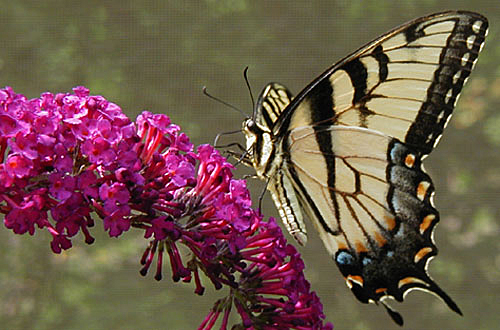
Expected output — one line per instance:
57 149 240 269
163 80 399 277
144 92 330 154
242 116 309 246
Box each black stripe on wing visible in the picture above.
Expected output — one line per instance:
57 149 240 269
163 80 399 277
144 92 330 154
342 58 368 105
282 130 340 236
308 80 342 230
371 45 389 81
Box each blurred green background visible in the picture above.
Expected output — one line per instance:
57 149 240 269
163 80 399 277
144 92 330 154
1 1 499 329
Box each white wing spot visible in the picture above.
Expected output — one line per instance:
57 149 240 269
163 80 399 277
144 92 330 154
452 71 461 84
461 52 470 66
444 89 453 104
453 91 462 107
436 110 445 122
466 35 476 50
472 20 483 34
479 36 486 51
442 108 453 128
462 76 470 88
471 57 479 69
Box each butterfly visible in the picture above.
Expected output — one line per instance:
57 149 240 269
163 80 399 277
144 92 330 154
237 11 488 325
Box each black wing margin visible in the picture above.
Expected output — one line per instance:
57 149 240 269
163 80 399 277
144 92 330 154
404 12 488 154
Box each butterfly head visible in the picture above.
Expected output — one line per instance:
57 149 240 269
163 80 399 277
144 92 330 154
242 118 256 154
241 117 277 179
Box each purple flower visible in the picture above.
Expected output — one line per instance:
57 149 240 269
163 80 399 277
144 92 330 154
0 86 332 329
71 117 98 141
9 132 38 159
3 192 48 235
0 114 24 137
103 205 131 237
34 112 59 135
144 216 176 241
99 182 131 211
5 154 33 178
77 170 99 199
53 143 74 173
49 173 76 201
0 164 14 191
49 229 73 253
165 153 195 187
82 137 116 166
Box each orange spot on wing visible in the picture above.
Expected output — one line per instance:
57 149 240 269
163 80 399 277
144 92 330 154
384 215 397 231
375 287 387 294
374 231 387 247
355 241 368 253
398 276 427 289
419 214 436 234
404 154 415 167
347 275 364 287
337 242 348 251
417 181 430 201
414 247 433 264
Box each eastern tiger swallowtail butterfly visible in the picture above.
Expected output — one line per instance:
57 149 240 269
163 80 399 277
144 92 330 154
236 11 487 325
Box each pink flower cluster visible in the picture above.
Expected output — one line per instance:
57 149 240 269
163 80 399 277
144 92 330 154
0 86 332 329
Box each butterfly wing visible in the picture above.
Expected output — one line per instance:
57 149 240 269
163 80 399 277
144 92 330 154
249 10 488 324
274 11 487 156
254 82 294 129
285 125 457 324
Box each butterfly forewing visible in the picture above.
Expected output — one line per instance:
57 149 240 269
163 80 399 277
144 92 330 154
243 10 488 325
276 11 487 156
254 82 293 129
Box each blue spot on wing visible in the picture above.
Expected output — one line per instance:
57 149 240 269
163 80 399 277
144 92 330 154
337 251 355 265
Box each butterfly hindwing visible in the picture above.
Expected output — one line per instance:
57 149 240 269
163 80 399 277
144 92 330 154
242 10 488 324
284 126 460 322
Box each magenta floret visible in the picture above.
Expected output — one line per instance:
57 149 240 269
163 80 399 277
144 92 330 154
0 86 332 329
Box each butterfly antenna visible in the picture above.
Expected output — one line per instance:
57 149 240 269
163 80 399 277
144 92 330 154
203 86 249 119
243 66 255 111
213 129 245 148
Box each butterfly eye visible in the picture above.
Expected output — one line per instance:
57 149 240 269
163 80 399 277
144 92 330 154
246 119 256 131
